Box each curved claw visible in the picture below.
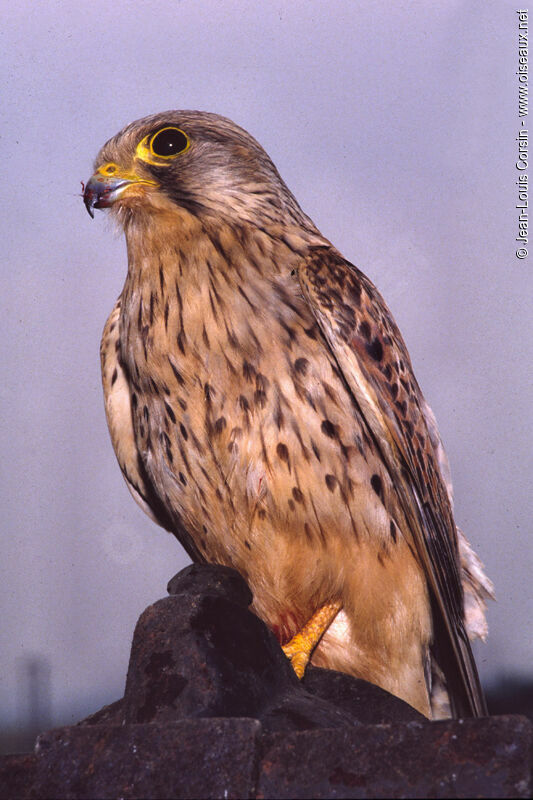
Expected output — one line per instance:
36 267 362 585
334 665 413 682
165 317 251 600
281 600 343 679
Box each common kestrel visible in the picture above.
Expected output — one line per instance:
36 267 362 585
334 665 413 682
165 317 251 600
83 111 493 719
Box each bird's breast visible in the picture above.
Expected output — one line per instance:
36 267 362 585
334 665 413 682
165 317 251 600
117 248 423 650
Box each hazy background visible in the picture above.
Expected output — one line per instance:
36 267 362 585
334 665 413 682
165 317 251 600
1 0 529 750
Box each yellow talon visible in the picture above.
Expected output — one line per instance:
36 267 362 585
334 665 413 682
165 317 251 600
282 600 342 678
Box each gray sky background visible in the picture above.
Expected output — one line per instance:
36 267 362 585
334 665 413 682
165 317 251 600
1 0 529 738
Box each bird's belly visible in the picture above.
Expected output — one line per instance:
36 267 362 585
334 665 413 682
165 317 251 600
131 327 430 676
138 378 431 715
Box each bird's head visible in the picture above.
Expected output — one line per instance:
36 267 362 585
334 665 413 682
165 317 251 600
83 110 311 230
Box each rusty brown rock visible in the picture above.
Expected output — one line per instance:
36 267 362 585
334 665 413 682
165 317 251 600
33 719 260 800
0 753 37 800
257 714 533 799
123 563 361 732
1 565 530 799
302 665 423 725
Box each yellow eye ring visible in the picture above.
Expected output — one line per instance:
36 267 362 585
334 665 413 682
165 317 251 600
150 127 190 158
135 127 190 165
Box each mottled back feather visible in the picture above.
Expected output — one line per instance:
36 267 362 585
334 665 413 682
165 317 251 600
298 247 487 717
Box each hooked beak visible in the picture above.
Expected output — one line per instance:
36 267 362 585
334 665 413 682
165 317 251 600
83 163 157 218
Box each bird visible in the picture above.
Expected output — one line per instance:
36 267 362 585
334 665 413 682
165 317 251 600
83 110 493 719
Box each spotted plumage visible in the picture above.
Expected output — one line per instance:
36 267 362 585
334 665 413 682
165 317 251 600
86 111 493 718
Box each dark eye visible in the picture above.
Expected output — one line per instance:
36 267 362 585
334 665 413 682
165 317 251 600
150 127 189 158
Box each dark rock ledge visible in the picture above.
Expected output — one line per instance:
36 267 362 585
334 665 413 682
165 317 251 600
1 564 531 799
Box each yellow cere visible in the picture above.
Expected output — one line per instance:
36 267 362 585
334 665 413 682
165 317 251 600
95 162 158 187
96 163 120 177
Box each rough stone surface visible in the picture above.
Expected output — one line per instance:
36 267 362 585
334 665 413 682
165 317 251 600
1 564 531 799
0 753 37 799
302 666 423 725
167 562 253 604
31 719 259 800
76 698 124 727
124 563 362 732
257 715 533 799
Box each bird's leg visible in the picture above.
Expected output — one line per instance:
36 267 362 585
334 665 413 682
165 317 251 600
282 600 342 678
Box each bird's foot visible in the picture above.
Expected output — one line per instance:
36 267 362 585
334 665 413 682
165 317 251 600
282 600 342 678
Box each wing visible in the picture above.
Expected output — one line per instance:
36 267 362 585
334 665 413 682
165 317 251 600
298 246 487 718
100 299 182 538
422 398 494 646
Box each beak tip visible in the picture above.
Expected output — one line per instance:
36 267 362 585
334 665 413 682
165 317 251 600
81 179 95 218
83 186 96 218
82 169 152 217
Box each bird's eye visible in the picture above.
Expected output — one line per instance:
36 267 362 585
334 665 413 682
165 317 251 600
149 127 189 158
